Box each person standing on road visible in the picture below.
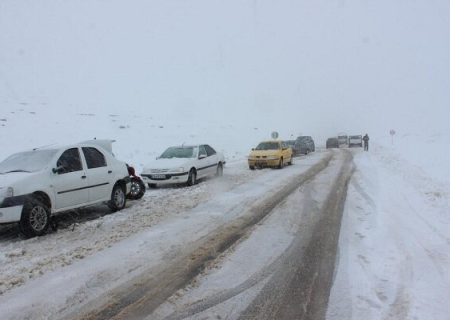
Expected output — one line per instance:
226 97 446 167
363 134 369 151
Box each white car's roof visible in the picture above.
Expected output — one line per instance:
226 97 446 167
28 139 116 154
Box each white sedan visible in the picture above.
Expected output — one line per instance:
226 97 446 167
0 140 131 238
141 144 225 187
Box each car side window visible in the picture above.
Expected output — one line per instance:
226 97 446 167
57 148 83 173
205 145 216 156
199 145 207 158
82 147 107 169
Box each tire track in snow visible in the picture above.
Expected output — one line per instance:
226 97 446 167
75 153 334 320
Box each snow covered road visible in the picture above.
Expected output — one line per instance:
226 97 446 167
0 151 341 320
1 145 449 320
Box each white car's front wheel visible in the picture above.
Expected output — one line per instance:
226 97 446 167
20 197 50 238
187 169 197 186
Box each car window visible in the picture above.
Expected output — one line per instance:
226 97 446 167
82 147 107 169
205 145 216 156
57 148 83 173
160 147 195 158
255 142 280 150
0 149 57 173
199 145 207 157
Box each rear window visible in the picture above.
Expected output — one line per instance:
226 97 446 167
82 147 107 169
255 142 280 150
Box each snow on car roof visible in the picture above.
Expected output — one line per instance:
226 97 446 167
26 139 116 154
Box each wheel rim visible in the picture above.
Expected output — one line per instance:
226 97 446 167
29 206 48 232
114 188 125 207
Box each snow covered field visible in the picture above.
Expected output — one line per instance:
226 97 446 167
328 144 450 320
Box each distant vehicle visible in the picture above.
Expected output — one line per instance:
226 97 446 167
337 135 348 147
283 140 298 155
326 138 339 149
0 140 131 238
248 140 293 170
141 144 225 187
294 136 315 155
349 135 363 147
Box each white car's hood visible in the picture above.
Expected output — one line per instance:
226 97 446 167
143 158 191 171
0 171 33 189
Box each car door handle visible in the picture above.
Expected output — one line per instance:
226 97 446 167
81 175 86 179
108 170 112 174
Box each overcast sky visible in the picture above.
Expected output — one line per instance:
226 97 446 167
1 0 449 138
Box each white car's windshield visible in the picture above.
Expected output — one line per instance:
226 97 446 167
160 147 196 159
255 142 280 150
0 149 57 174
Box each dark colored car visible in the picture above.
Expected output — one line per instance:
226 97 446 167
326 137 339 149
283 140 297 155
294 136 315 155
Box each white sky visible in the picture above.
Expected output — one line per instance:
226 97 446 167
1 0 449 138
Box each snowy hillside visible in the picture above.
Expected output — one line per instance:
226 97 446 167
0 105 282 172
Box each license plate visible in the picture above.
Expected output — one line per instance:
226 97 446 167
151 174 166 179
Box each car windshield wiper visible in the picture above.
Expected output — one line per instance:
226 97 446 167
0 169 31 174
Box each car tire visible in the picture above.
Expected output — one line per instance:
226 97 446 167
187 169 197 186
19 196 50 238
216 163 223 177
108 183 126 212
127 177 145 200
249 165 255 170
278 158 284 169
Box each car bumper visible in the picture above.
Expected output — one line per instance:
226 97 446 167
349 143 362 147
248 159 280 167
141 173 189 185
0 205 23 224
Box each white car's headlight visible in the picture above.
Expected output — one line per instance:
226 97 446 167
175 167 184 173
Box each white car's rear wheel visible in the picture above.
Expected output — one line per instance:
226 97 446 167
108 183 126 212
216 163 223 177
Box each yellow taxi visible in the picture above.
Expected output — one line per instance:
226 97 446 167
248 140 293 170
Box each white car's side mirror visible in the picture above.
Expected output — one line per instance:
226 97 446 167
52 166 65 174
